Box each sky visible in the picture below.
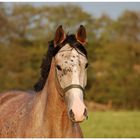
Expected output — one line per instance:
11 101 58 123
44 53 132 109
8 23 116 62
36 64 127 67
78 2 140 19
6 2 140 19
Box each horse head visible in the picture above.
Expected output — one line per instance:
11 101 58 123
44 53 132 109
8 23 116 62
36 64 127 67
35 25 88 123
54 25 88 122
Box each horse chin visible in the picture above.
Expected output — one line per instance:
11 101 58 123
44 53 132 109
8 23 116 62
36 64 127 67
69 116 86 123
71 119 84 123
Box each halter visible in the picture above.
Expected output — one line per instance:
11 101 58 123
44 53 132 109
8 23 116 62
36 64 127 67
55 68 85 97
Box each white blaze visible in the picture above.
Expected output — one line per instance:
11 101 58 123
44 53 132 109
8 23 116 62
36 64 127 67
55 44 88 122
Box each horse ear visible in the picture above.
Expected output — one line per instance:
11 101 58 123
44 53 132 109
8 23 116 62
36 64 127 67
76 25 87 45
54 25 66 47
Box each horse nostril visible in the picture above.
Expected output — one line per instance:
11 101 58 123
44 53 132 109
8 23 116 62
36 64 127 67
69 109 75 120
83 108 88 117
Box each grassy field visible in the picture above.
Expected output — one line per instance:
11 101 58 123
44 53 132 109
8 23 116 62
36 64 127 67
81 111 140 138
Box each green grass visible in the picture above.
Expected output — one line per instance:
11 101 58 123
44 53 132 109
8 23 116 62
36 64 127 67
81 111 140 138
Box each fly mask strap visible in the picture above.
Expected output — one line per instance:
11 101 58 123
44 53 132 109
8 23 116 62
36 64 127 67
55 68 85 97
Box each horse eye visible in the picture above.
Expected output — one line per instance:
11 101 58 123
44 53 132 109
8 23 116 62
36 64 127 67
85 63 89 69
56 65 62 71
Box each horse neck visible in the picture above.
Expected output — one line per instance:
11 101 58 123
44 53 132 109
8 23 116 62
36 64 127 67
33 60 69 124
44 58 67 115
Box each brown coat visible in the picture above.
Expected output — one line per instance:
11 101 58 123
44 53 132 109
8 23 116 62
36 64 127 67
0 60 83 138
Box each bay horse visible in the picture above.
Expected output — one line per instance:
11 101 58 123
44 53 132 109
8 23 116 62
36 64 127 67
0 25 88 138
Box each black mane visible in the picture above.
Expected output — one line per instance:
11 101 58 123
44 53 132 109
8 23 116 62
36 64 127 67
34 34 87 92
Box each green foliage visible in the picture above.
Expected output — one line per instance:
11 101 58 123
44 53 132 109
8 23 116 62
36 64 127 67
0 3 140 109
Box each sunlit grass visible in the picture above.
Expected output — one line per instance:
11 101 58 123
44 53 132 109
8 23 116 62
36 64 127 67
81 111 140 138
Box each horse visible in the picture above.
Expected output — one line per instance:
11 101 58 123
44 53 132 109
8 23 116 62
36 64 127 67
0 25 88 138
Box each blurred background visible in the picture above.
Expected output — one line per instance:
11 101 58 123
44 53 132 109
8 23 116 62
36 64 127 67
0 2 140 138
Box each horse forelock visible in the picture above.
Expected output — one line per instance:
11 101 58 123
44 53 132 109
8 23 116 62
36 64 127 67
34 34 87 92
61 34 87 58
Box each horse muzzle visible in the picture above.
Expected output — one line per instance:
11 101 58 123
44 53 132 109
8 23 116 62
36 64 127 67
69 108 88 123
66 93 88 123
58 84 88 122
